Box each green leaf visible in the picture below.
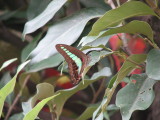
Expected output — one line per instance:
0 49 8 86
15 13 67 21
101 20 153 41
85 35 111 47
88 1 158 36
0 58 17 71
0 73 14 106
81 50 113 80
80 35 111 52
29 8 105 64
116 74 156 120
0 60 30 117
81 20 154 45
79 31 106 46
23 0 67 36
26 53 64 72
23 94 59 120
53 67 111 119
22 83 55 115
88 50 113 67
146 49 160 80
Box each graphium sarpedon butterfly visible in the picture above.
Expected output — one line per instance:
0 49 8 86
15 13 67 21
56 44 90 84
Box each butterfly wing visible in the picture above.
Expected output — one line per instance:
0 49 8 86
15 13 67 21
56 44 89 84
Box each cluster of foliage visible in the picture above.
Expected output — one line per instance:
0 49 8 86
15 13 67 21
0 0 160 120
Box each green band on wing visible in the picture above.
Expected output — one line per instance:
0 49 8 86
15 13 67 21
67 52 72 55
70 54 76 58
61 47 82 74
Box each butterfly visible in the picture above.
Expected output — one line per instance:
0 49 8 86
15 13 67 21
56 44 90 84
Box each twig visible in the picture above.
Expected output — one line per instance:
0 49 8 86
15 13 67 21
91 78 105 103
144 38 159 49
51 104 57 120
4 75 31 120
116 0 120 7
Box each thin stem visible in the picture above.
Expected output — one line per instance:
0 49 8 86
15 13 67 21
144 38 159 49
90 84 96 98
103 47 113 52
102 85 117 113
49 103 57 120
91 78 105 103
4 75 31 120
116 0 120 7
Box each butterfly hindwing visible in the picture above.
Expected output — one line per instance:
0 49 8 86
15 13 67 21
56 44 89 84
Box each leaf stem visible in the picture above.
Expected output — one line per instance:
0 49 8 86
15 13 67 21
144 38 159 49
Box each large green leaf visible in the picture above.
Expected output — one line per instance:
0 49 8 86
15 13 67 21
0 60 30 117
101 20 153 41
146 49 160 80
80 20 154 46
29 8 105 64
26 53 64 72
116 74 156 120
53 67 111 119
88 1 157 36
23 0 67 36
0 58 17 71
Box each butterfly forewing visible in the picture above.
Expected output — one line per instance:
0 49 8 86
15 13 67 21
56 44 89 84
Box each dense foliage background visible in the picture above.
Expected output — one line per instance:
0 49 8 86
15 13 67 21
0 0 160 120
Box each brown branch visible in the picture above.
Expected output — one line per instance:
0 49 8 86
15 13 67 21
91 78 105 103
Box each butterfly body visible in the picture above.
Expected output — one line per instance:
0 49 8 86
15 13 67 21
56 44 89 84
